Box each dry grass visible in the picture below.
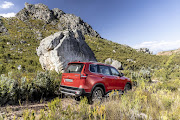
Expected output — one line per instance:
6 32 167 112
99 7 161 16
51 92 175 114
1 79 179 120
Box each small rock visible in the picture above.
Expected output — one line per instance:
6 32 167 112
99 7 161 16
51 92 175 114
20 40 27 44
17 65 21 70
105 58 123 70
10 48 16 51
7 42 11 45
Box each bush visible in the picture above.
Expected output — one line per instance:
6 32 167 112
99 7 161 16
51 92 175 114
33 71 61 99
0 70 61 105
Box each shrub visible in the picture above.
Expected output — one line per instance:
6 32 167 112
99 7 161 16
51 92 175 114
0 70 61 105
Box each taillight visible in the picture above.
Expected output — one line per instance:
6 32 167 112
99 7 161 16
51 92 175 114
80 73 87 78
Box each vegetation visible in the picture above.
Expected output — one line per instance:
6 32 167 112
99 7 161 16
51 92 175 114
0 70 61 105
1 79 179 119
0 17 58 74
0 17 179 119
85 36 170 71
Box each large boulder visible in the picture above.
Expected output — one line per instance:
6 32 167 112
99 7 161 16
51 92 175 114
105 58 123 70
37 30 97 73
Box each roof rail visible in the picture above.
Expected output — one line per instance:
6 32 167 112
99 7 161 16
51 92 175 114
89 61 110 65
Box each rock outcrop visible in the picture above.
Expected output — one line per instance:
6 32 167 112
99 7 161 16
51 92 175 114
105 58 123 70
0 17 8 34
36 30 97 73
16 3 100 37
136 48 153 54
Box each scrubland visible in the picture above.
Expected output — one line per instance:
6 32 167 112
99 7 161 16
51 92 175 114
0 17 180 119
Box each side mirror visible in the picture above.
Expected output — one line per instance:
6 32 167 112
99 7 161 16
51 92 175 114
119 73 124 77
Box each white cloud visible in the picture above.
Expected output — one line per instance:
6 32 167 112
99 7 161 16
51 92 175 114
0 12 16 17
133 40 180 54
0 1 14 9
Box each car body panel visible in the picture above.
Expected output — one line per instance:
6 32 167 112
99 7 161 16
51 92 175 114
60 61 132 97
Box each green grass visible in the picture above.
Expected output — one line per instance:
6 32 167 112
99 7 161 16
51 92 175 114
0 17 59 74
0 17 173 75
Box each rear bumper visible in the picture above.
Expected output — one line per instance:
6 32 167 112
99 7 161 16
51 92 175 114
60 85 91 97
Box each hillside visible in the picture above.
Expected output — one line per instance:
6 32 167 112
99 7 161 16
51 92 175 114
0 17 168 74
157 48 180 56
0 3 180 120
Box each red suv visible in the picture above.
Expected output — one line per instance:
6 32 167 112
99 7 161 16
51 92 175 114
60 61 132 101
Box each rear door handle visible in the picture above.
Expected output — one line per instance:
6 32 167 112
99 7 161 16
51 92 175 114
101 77 105 79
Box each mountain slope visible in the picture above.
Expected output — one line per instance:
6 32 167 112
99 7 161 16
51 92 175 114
0 3 169 74
157 48 180 56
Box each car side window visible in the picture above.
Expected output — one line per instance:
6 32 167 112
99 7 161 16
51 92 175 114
99 65 111 75
110 67 120 76
89 64 98 73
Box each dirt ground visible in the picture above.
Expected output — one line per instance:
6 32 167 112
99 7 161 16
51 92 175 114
0 98 78 120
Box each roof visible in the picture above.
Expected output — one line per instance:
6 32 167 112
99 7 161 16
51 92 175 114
68 61 111 66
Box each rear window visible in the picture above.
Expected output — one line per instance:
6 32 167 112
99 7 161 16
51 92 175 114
65 63 84 73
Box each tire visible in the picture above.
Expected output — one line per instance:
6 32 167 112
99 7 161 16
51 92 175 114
60 93 65 98
90 87 104 103
75 96 80 101
124 83 131 93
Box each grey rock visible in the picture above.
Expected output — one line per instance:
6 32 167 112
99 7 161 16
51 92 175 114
17 65 22 70
136 48 153 54
16 3 101 37
35 31 43 40
15 8 29 21
7 42 11 45
57 23 63 31
37 30 97 73
20 40 27 44
112 50 116 53
0 17 8 34
127 59 136 63
10 48 16 51
52 8 65 19
127 59 133 62
16 3 54 23
105 58 113 64
105 58 123 70
59 14 100 37
38 33 42 37
37 36 43 40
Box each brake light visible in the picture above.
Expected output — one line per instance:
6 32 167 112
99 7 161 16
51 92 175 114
80 73 87 78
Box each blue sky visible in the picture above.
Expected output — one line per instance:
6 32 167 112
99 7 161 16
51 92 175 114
0 0 180 53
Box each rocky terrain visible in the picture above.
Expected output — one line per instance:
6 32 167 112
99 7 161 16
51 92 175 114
0 2 180 120
157 48 180 55
0 3 168 75
136 48 153 54
16 3 100 37
0 17 8 34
